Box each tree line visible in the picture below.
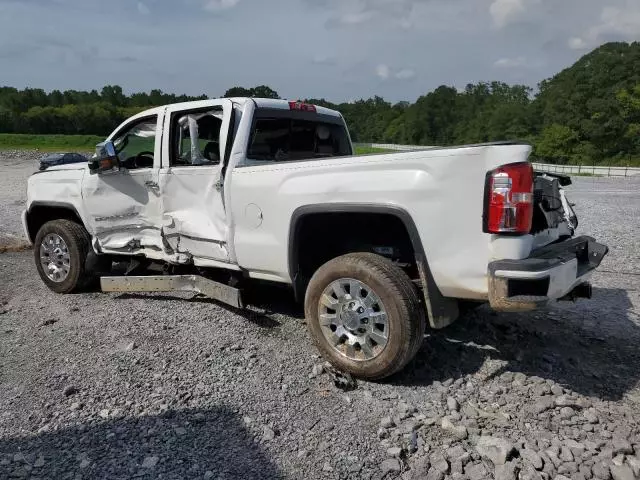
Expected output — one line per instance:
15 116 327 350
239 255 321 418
1 42 638 165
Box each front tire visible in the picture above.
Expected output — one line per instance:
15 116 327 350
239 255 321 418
34 220 93 294
304 253 426 380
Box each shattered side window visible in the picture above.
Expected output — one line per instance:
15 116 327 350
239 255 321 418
172 110 223 167
112 116 157 169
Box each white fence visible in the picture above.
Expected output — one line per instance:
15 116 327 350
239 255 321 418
355 143 640 177
531 163 640 177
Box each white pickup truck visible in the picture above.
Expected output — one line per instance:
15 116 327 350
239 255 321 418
22 97 608 379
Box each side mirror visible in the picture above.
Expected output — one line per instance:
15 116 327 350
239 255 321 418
89 141 120 173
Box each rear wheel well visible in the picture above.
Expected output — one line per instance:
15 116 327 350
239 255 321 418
27 205 84 243
290 211 418 300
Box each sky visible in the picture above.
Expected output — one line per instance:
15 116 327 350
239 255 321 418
0 0 639 103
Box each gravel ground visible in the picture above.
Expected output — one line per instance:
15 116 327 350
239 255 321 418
1 152 639 480
0 151 37 247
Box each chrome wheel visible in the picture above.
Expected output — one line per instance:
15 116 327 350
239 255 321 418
318 278 389 361
39 233 71 283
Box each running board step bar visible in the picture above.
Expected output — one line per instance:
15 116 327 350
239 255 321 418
100 275 243 309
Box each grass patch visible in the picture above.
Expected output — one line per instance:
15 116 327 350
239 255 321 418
354 145 393 155
570 172 601 177
0 134 103 152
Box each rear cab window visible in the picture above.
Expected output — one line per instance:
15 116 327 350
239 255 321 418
243 107 352 165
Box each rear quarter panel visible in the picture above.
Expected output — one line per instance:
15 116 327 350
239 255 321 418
230 144 532 299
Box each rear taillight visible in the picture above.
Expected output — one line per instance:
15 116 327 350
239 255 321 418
483 162 534 234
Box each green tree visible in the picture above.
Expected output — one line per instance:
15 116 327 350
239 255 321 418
224 85 280 99
534 124 579 164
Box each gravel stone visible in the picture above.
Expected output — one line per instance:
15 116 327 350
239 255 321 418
530 397 556 414
495 461 518 480
625 457 640 477
309 364 324 378
609 464 634 480
429 452 449 474
559 407 576 419
612 439 633 456
380 458 401 475
446 445 467 461
381 416 396 429
425 467 445 480
476 436 514 465
465 461 489 480
451 459 463 474
387 447 403 457
141 456 159 468
560 446 575 462
584 409 600 424
262 425 275 441
447 397 460 412
521 449 544 470
592 461 612 480
441 417 468 440
520 465 544 480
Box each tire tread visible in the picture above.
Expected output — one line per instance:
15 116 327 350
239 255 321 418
34 219 93 293
305 252 426 380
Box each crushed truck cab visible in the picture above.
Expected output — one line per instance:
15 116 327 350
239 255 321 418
23 97 608 380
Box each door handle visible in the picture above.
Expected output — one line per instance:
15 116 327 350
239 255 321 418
145 181 159 190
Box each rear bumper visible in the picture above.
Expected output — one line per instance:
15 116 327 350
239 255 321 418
488 236 608 311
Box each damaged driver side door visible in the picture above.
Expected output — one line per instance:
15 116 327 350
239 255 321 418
158 99 234 264
82 113 165 258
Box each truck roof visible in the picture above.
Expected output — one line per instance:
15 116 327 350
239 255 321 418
130 98 342 121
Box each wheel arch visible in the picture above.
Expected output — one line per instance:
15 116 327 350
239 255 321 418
26 201 86 244
288 203 459 329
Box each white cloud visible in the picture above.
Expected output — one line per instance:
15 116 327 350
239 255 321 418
137 2 150 15
376 63 390 80
395 68 416 80
490 0 541 28
568 37 588 50
312 54 336 65
340 11 376 25
490 0 525 28
376 64 415 80
203 0 240 13
568 4 640 50
324 0 420 29
494 56 526 68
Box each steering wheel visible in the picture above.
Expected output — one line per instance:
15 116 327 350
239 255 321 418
134 151 154 169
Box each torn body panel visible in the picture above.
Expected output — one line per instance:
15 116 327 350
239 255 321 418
159 168 229 262
155 102 233 264
81 169 166 256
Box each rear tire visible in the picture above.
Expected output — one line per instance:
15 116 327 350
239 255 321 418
304 252 426 380
34 220 94 294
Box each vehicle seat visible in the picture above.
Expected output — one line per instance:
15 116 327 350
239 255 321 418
203 141 220 164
